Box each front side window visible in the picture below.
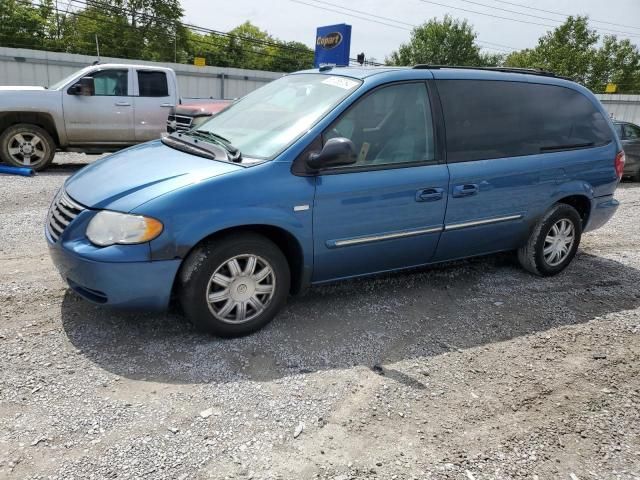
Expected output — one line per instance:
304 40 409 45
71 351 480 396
92 69 128 96
198 74 362 160
437 80 612 163
138 71 169 97
624 124 640 139
323 82 435 168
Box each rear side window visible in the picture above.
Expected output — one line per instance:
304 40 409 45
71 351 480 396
614 123 623 139
437 80 612 163
137 71 169 97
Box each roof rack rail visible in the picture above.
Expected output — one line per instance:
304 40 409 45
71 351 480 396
412 65 563 78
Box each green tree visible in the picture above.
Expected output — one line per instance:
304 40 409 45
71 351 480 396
505 16 597 84
0 0 57 50
386 15 492 66
504 16 640 93
0 2 312 72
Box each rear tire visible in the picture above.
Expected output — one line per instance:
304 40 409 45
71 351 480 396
178 233 290 337
518 204 582 276
0 123 56 171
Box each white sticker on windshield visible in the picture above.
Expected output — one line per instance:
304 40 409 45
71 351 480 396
321 76 359 90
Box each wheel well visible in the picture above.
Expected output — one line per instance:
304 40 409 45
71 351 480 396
178 225 305 295
557 195 591 226
0 112 60 146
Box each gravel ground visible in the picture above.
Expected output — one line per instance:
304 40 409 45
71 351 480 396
1 153 639 479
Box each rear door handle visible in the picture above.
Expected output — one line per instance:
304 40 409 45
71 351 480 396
161 103 175 107
416 187 444 202
452 184 479 197
115 101 131 106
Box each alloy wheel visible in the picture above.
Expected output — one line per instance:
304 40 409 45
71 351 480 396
206 254 276 324
543 218 575 267
7 132 46 166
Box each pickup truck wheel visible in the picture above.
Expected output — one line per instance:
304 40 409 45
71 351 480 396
0 124 56 171
518 204 583 276
179 233 290 337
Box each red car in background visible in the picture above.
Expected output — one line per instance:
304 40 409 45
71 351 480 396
166 99 232 133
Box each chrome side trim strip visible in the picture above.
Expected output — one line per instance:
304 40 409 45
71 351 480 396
445 214 523 231
333 226 443 248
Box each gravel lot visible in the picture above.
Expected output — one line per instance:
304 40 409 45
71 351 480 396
1 153 639 480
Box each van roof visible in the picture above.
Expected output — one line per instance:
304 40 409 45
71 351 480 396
298 65 570 83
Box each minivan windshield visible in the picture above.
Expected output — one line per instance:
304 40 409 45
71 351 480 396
197 73 362 160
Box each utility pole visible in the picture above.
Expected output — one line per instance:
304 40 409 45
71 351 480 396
55 0 60 41
95 34 100 61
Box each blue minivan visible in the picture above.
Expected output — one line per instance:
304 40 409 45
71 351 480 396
46 66 624 336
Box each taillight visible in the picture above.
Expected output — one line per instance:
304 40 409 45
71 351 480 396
615 150 625 180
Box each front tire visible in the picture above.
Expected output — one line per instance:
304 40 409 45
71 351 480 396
0 123 56 171
518 204 583 276
179 233 290 337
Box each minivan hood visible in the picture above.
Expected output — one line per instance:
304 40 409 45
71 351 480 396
65 140 243 212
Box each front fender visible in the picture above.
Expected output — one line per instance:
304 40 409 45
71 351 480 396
138 161 316 274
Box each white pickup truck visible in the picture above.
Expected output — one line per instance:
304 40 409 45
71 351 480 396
0 63 181 170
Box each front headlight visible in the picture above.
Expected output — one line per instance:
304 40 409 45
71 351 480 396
86 211 163 247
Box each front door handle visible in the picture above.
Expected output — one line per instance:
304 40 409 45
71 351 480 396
115 101 131 106
161 103 175 107
452 184 479 197
416 187 444 202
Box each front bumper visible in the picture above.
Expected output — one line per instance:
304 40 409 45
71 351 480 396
48 235 181 310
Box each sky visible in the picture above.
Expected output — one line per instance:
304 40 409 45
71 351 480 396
180 0 640 62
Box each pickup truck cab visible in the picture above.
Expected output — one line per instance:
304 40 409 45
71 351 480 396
46 66 622 338
0 64 178 170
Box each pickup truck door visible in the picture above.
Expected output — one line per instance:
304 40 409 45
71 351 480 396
133 69 176 141
62 68 135 144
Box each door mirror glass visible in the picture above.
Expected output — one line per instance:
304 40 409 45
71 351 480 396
306 137 357 170
69 76 95 96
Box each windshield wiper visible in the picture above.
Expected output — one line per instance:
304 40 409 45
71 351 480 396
188 130 242 162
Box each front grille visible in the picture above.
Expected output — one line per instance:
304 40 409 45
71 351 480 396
47 190 85 242
167 114 193 132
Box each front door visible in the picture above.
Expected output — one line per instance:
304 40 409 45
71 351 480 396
133 69 175 141
62 68 135 144
312 82 449 282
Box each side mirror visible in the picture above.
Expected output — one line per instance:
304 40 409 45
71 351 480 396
69 76 95 96
306 137 357 170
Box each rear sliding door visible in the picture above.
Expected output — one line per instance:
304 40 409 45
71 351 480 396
433 79 612 261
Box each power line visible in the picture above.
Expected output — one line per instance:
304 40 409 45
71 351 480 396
15 0 315 69
289 0 410 31
487 0 640 32
451 0 640 38
418 0 640 39
68 0 316 56
288 0 516 52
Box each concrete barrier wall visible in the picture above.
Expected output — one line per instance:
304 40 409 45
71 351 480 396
0 46 283 99
596 94 640 125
